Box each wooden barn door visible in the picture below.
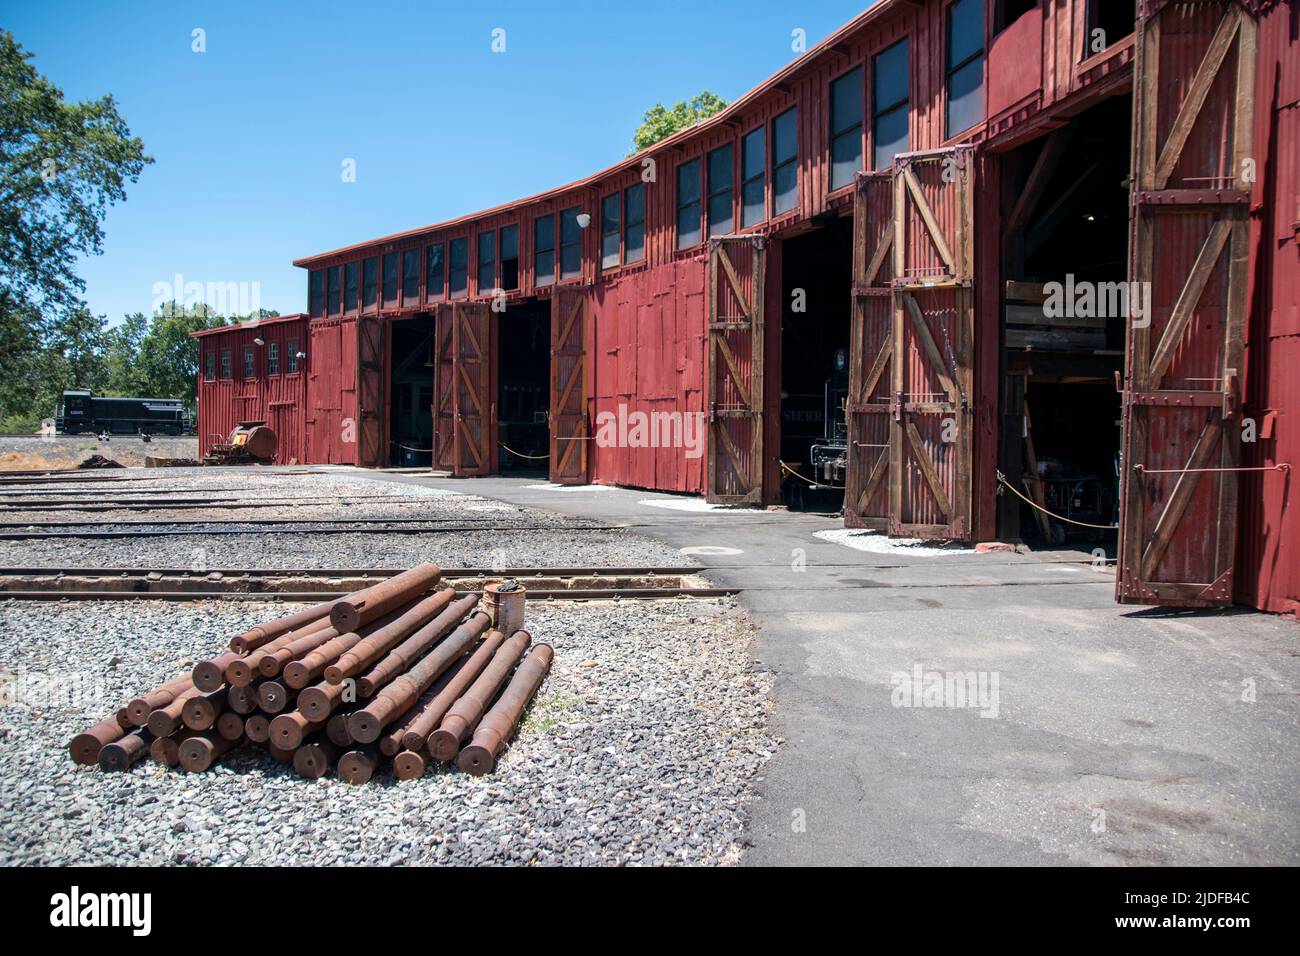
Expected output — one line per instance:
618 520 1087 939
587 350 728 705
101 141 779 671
355 315 386 468
706 236 765 504
887 146 975 539
550 286 589 484
1117 0 1256 606
451 301 495 477
431 304 456 472
845 171 896 529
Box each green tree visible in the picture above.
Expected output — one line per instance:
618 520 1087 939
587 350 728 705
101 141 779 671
631 91 729 154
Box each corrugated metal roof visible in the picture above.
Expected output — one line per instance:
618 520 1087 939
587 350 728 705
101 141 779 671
291 0 902 268
189 313 309 339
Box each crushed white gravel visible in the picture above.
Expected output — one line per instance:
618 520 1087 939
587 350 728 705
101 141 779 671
813 528 978 556
0 597 775 866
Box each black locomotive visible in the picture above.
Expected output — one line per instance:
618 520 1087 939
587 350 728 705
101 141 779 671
55 390 192 436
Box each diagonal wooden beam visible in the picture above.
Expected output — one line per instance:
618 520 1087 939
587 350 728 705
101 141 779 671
714 334 753 410
1153 8 1242 189
857 447 889 515
901 293 958 404
715 245 753 319
714 422 751 493
902 165 956 275
861 337 892 402
864 224 894 285
905 421 952 518
1139 414 1224 580
1147 220 1231 387
1005 128 1072 238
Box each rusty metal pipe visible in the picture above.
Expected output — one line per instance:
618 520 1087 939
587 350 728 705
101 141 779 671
428 629 532 761
292 736 340 779
329 562 442 633
227 622 324 686
392 749 427 780
192 651 242 692
150 733 182 767
227 682 258 715
268 710 325 750
127 673 195 726
216 711 246 741
256 681 293 714
268 743 296 763
282 605 408 689
115 707 132 729
337 746 379 784
244 714 270 743
179 732 242 772
326 709 356 747
325 590 454 685
297 679 350 723
182 688 227 731
459 644 554 776
399 631 502 753
98 729 153 771
355 594 480 697
259 620 339 677
147 686 203 736
348 611 493 744
70 715 127 765
229 600 337 653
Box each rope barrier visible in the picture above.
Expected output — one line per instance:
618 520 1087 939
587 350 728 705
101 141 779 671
499 442 549 461
779 459 845 490
995 470 1118 530
390 440 434 453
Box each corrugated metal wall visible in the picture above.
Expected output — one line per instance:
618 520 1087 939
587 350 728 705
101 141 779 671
1237 0 1299 616
304 315 358 465
194 315 309 464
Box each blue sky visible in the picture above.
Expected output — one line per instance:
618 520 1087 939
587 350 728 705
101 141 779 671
5 0 873 323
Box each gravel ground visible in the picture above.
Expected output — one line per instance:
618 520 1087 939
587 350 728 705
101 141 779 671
0 435 199 470
0 597 775 866
0 469 694 569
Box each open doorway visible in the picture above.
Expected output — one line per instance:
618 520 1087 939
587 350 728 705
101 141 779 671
496 298 551 474
778 216 853 511
388 313 435 467
998 93 1130 546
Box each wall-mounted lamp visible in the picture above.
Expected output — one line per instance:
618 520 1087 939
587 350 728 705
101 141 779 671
295 351 306 360
253 336 265 346
575 212 592 229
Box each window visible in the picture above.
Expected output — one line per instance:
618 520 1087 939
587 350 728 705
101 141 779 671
220 349 231 379
402 249 420 304
381 252 398 307
477 230 497 293
243 346 255 379
1084 0 1136 56
362 257 378 312
830 67 864 190
327 266 341 315
308 270 324 317
600 193 620 269
204 351 215 381
534 215 556 286
426 243 444 300
708 144 734 237
449 237 468 298
267 342 280 375
500 224 519 290
946 0 985 136
772 107 798 215
560 206 582 279
676 158 702 249
343 262 358 313
624 184 645 264
287 338 299 373
873 39 910 170
741 127 766 227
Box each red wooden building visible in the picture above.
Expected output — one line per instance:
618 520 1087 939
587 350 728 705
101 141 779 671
196 0 1297 615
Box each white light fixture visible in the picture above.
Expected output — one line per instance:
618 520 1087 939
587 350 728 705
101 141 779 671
295 351 306 360
575 212 592 229
253 336 265 346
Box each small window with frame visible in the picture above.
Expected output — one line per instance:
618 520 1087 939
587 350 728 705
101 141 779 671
267 341 280 375
287 338 300 373
600 193 621 270
534 215 556 287
676 158 702 249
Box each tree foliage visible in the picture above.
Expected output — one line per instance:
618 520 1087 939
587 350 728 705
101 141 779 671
631 91 729 154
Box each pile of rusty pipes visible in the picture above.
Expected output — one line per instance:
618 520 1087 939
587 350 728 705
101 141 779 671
68 565 553 783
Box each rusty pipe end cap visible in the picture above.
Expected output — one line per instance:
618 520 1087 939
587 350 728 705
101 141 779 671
393 751 426 780
457 745 494 776
427 727 461 762
226 660 254 686
337 753 374 785
347 711 382 745
191 661 223 692
322 665 345 685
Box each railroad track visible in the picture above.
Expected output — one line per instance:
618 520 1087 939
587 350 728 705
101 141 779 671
0 566 731 601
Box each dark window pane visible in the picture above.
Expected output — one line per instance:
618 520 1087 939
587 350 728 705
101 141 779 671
948 0 984 67
625 221 645 264
287 339 299 373
873 105 909 170
500 225 519 290
742 176 765 227
742 127 765 181
707 144 733 237
477 230 496 292
601 193 620 269
426 244 444 298
205 351 215 380
831 130 863 190
624 183 645 226
677 158 700 203
559 207 582 279
677 159 702 249
267 342 279 375
344 262 358 312
534 215 555 286
874 39 909 111
381 253 398 306
402 249 420 303
243 346 255 378
773 162 797 216
947 57 984 135
220 350 231 379
308 270 324 316
362 257 377 310
830 67 863 134
677 202 702 249
772 107 798 216
773 108 797 164
326 266 341 315
449 238 468 297
708 145 733 192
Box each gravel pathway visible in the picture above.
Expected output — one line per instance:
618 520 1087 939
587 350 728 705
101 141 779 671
0 598 775 866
